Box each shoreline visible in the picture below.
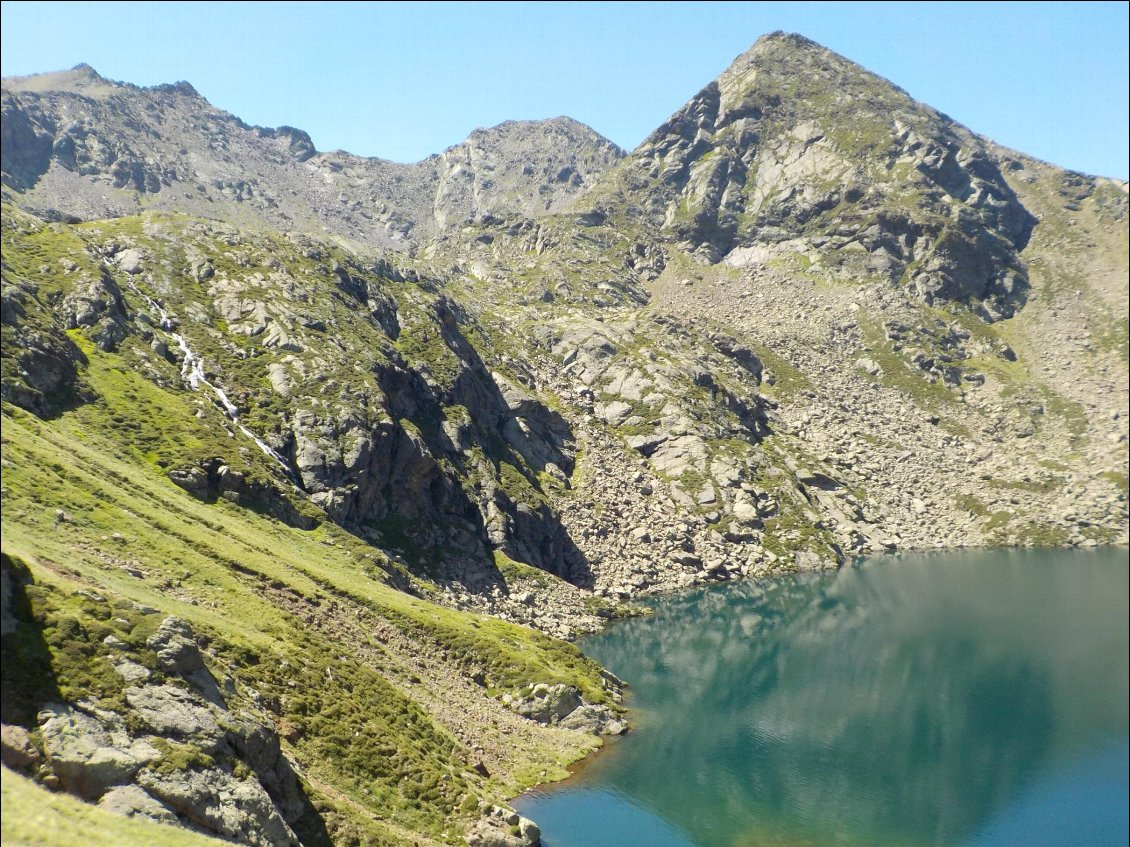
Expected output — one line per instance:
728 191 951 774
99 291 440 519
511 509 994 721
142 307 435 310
506 541 1130 805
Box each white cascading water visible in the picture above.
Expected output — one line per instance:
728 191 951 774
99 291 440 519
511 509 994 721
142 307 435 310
123 279 298 482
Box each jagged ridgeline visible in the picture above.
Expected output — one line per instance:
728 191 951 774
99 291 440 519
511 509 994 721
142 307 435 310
2 31 1127 847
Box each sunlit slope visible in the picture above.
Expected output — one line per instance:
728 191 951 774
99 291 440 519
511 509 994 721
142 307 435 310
1 385 607 844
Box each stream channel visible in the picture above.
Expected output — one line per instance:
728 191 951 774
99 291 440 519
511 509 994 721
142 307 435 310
125 278 299 484
516 547 1129 847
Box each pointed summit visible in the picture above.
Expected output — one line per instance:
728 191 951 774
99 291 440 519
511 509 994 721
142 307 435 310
69 62 102 77
583 33 1036 320
718 30 835 86
731 30 843 61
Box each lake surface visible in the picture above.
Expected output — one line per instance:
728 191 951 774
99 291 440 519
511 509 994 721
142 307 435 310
517 548 1129 847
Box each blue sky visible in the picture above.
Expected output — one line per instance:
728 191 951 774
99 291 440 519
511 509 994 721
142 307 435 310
1 1 1127 178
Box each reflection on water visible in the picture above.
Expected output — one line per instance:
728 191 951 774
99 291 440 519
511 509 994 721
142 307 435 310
518 548 1129 847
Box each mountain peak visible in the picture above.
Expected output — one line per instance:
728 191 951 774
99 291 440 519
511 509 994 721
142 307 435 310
717 31 836 80
2 64 201 100
69 62 102 77
430 115 624 228
459 116 622 156
754 30 823 49
715 30 909 111
585 32 1035 318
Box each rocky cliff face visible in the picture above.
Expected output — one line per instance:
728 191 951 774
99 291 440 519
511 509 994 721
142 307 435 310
2 31 1127 847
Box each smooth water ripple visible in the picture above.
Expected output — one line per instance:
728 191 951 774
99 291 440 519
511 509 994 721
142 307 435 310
518 548 1129 847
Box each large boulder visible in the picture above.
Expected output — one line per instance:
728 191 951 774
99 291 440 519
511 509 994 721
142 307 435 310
558 704 627 736
146 616 204 676
37 704 159 799
504 683 582 724
0 723 41 770
61 270 128 351
123 684 222 747
465 805 541 847
136 765 301 847
98 784 179 824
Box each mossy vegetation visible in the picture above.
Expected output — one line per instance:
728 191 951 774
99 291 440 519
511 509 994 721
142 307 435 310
856 316 957 407
752 439 841 565
1098 470 1129 495
493 549 552 589
148 738 217 776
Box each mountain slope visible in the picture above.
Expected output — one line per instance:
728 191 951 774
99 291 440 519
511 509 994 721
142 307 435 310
1 371 612 845
2 31 1127 847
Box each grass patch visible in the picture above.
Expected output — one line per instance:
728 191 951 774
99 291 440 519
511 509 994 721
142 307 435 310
493 549 552 589
857 317 955 408
955 493 989 517
1 767 225 847
984 511 1014 532
1098 470 1129 495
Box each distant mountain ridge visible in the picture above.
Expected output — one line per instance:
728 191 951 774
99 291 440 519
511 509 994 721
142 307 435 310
2 63 623 249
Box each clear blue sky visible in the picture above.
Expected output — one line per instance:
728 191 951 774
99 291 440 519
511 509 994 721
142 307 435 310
1 1 1127 178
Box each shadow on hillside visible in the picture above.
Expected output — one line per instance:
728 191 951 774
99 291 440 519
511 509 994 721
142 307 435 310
366 294 594 593
0 551 63 727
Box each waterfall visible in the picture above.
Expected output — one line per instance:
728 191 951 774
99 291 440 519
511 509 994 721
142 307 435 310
123 279 300 485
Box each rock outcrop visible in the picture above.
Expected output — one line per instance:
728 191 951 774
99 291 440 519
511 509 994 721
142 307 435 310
17 614 321 846
502 682 625 736
465 805 542 847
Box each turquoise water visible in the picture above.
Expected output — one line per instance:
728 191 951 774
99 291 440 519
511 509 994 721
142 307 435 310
517 548 1129 847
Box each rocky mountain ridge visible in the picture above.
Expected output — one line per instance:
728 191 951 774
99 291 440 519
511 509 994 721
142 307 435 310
2 63 623 249
2 31 1127 847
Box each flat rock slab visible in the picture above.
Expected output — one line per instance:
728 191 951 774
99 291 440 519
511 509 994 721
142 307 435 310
125 684 220 742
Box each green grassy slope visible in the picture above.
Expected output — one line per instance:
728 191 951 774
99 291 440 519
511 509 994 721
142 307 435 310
0 250 609 846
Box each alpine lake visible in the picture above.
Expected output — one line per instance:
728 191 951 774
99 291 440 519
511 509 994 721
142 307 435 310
516 547 1129 847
